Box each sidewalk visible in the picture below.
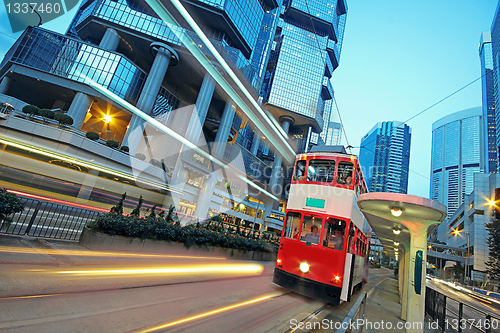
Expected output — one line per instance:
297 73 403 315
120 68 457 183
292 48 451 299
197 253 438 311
362 275 438 333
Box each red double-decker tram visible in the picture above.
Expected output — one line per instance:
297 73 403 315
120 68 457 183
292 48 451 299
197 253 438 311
273 146 369 304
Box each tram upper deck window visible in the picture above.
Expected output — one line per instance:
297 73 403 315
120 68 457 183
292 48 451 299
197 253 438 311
337 162 354 185
306 160 335 182
294 160 306 181
300 215 322 245
322 218 346 251
283 212 301 239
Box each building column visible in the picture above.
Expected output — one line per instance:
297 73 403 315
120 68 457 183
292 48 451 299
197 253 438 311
264 115 294 220
399 219 438 333
170 71 218 186
401 249 410 320
99 28 120 52
0 76 12 95
250 132 261 155
193 100 235 221
67 92 93 129
122 43 179 154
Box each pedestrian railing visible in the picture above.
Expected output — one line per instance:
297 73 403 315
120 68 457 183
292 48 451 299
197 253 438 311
426 287 500 333
335 292 367 333
0 197 102 240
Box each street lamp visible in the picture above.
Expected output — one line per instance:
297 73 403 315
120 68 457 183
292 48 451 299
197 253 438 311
452 228 470 285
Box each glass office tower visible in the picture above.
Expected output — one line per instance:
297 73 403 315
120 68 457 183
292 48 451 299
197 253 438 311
0 0 298 231
479 31 497 174
359 121 411 194
259 0 347 152
430 108 483 218
492 2 500 173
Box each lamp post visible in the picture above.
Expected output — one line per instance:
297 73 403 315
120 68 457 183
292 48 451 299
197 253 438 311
453 228 470 285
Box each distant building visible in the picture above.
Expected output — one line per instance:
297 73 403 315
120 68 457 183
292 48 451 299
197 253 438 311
491 2 500 172
430 108 484 218
435 173 499 283
359 121 411 193
479 31 497 174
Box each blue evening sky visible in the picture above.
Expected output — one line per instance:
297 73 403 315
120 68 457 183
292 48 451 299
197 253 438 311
333 0 498 198
0 0 498 199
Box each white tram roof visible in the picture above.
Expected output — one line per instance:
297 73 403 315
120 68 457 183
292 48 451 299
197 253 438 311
309 145 347 154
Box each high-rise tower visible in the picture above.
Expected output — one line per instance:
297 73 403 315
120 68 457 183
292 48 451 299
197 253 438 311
259 0 347 153
430 108 483 218
359 121 411 194
479 31 497 174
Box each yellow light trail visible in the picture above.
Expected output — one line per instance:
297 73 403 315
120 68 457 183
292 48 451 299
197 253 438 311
137 291 286 332
57 263 264 276
468 294 492 304
0 246 225 260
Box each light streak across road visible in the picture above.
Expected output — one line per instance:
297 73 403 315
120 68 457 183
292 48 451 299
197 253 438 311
56 263 264 276
137 290 287 332
0 246 226 260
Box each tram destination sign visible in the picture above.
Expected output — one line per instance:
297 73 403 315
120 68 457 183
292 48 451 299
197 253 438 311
305 197 325 209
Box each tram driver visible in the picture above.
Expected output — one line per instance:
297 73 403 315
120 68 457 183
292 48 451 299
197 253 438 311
301 225 320 244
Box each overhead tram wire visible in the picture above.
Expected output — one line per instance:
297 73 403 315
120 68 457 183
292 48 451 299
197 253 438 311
354 71 490 151
302 0 351 150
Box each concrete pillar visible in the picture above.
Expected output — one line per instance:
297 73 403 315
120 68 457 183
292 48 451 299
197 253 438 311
99 28 120 52
268 115 294 194
263 116 294 223
67 92 93 129
193 100 235 220
170 71 218 187
401 249 410 320
399 219 438 333
0 76 12 95
250 132 261 155
122 43 178 154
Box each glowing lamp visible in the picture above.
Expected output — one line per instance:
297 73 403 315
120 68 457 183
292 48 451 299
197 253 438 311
391 207 403 217
299 261 310 273
393 226 401 235
489 200 496 207
334 275 341 284
394 242 400 246
103 114 112 123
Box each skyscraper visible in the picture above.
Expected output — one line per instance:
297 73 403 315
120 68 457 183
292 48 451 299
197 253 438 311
0 0 301 231
259 0 347 153
359 121 411 194
479 31 497 174
430 108 483 218
491 1 500 173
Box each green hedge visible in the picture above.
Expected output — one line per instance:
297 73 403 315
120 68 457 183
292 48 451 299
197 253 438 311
89 213 277 253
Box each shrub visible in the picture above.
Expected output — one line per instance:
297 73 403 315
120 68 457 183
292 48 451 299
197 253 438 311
106 140 119 148
39 109 55 122
110 192 127 215
120 146 129 152
149 158 161 167
89 211 277 252
86 131 100 141
54 113 74 127
130 195 143 217
135 153 146 161
22 105 40 118
0 188 25 222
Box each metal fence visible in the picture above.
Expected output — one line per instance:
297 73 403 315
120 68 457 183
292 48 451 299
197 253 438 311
426 287 500 333
0 198 102 240
336 292 367 333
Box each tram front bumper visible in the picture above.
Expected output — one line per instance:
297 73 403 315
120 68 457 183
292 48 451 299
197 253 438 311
273 268 342 304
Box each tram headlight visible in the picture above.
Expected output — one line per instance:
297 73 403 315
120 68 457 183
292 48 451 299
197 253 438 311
334 275 341 284
299 261 310 273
